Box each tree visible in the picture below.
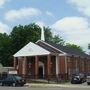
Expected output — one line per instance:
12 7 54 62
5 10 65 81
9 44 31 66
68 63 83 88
44 26 53 42
0 33 12 66
88 43 90 49
66 43 84 52
51 35 65 45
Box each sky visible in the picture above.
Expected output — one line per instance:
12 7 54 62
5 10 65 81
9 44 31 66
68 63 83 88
0 0 90 53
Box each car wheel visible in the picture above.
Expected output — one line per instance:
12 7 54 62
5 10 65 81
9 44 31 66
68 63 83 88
87 83 90 85
0 82 3 86
12 83 16 87
71 81 75 84
20 84 24 86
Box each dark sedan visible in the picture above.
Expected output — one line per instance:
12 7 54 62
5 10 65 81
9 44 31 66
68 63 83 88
71 76 82 84
0 75 26 86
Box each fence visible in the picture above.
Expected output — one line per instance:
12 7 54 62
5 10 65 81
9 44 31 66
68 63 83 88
0 73 78 83
18 74 70 83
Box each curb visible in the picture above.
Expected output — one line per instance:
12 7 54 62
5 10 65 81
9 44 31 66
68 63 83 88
25 83 90 88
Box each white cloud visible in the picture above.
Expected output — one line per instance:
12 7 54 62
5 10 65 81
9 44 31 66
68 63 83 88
0 0 9 7
52 17 90 51
46 11 54 17
5 7 42 21
0 21 9 33
36 21 45 28
68 0 90 17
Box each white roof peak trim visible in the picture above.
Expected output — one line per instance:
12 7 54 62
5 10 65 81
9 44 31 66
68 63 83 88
36 40 66 55
36 40 43 43
14 42 50 57
59 53 67 56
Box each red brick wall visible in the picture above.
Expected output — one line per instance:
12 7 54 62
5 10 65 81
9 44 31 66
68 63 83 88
51 56 56 76
18 58 23 75
59 56 66 74
67 56 74 78
31 58 35 78
16 55 90 80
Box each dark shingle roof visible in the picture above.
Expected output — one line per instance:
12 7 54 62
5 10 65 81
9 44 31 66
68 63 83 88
36 40 90 59
36 41 62 54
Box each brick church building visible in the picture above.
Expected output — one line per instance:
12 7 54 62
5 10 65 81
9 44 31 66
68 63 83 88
13 28 90 80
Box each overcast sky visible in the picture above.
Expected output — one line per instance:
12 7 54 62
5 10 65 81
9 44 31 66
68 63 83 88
0 0 90 53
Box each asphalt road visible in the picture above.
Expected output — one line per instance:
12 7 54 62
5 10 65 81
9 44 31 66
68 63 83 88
0 86 90 90
0 82 90 90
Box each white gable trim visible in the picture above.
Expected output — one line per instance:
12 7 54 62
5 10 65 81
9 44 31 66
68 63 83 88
14 42 50 57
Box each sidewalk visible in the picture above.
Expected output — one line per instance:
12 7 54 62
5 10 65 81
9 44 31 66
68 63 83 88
26 82 89 88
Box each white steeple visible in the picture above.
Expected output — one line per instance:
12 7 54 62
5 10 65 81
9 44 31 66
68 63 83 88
36 21 45 41
41 26 45 41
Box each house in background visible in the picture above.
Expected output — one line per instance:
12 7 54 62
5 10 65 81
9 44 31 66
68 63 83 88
0 64 15 75
13 28 90 80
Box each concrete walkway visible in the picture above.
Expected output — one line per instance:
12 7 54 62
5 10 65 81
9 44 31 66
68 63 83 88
26 82 90 88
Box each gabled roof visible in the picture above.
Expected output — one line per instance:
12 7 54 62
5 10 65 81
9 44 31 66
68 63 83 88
36 40 90 58
14 40 90 59
48 42 90 58
36 40 64 54
14 42 50 57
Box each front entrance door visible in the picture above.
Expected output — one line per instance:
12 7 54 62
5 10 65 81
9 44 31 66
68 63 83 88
38 66 43 79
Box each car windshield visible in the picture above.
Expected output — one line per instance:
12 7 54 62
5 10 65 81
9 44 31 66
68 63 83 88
15 76 22 80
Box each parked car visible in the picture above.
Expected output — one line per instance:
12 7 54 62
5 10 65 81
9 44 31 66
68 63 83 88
0 75 26 86
71 76 82 84
71 73 86 84
86 73 90 85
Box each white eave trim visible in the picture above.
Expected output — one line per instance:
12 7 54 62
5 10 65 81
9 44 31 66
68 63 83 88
59 53 67 56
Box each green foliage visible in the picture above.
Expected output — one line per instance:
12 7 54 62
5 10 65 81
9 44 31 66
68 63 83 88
0 33 12 66
51 35 65 45
88 43 90 49
66 43 84 52
44 26 53 42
